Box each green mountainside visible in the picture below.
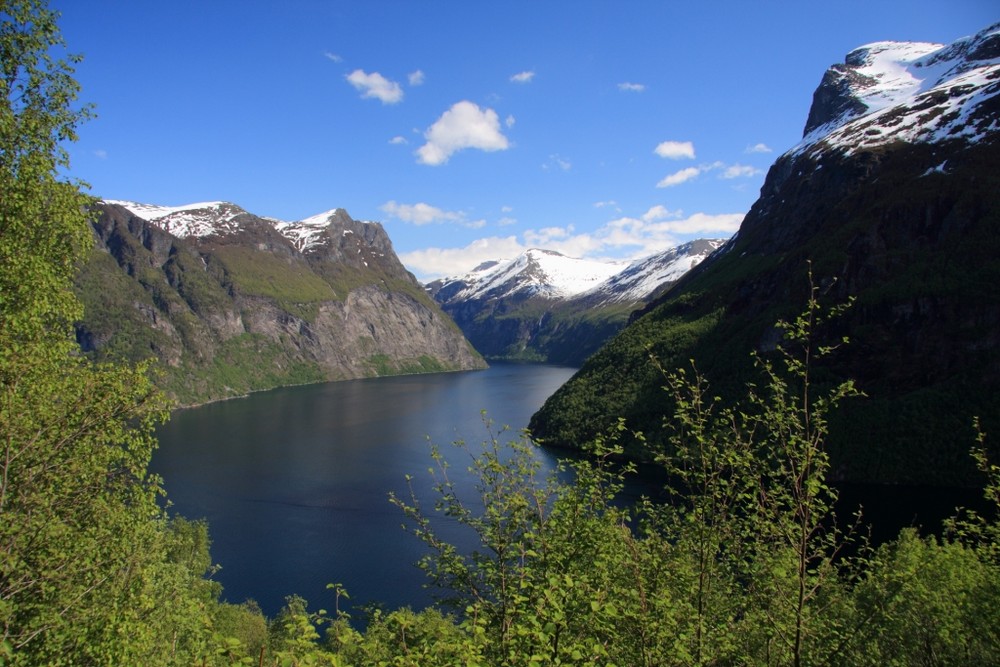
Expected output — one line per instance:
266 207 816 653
530 128 1000 487
75 202 485 405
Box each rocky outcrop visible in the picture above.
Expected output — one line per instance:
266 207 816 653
75 202 485 405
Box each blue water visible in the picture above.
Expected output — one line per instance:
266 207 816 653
152 361 986 619
152 363 577 617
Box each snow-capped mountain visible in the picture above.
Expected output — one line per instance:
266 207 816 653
531 23 1000 487
797 22 1000 157
105 200 375 255
428 241 724 365
77 201 484 405
579 239 728 306
430 249 628 303
103 200 254 237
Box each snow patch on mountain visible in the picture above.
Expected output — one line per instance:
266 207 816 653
434 241 726 307
796 22 1000 156
583 239 727 304
104 200 249 237
449 249 628 301
103 200 374 253
274 208 346 252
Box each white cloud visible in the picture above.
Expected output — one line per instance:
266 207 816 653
593 200 618 209
380 200 485 229
543 154 572 171
389 135 408 145
524 225 573 245
400 210 744 281
721 164 762 179
346 69 403 104
658 212 743 234
380 201 461 225
497 216 517 227
505 114 516 128
408 69 425 86
416 101 510 165
654 140 695 160
618 82 646 92
656 166 701 188
598 211 742 251
93 149 108 159
400 236 525 280
324 51 343 63
501 205 513 213
746 142 773 153
510 70 535 83
641 205 683 222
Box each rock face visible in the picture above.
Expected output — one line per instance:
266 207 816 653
530 23 1000 486
75 202 485 405
427 242 724 365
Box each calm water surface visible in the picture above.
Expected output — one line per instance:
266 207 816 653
153 363 577 617
153 362 985 619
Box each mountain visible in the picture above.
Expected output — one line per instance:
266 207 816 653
75 200 485 405
427 241 724 365
530 23 1000 486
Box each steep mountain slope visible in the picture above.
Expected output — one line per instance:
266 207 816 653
428 241 724 365
530 23 1000 486
75 201 485 405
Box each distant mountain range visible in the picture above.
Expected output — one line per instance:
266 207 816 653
427 241 725 365
75 201 485 405
530 22 1000 486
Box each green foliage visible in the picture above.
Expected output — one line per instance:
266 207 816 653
0 4 246 663
210 245 336 318
162 332 326 404
3 3 999 664
845 529 1000 666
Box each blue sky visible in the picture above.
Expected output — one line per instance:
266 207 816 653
57 1 996 281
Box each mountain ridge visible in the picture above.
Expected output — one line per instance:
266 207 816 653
529 23 1000 486
76 201 485 405
428 241 725 365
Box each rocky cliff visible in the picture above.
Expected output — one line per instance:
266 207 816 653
75 201 485 405
530 23 1000 486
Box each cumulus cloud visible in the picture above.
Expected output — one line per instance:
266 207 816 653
380 200 486 229
746 142 773 153
324 51 343 63
400 208 744 281
721 164 762 179
346 69 403 104
408 70 425 86
656 166 701 188
618 82 646 92
400 236 525 280
510 70 535 83
599 211 742 251
389 136 408 145
416 101 510 165
380 201 462 225
641 205 683 222
654 140 695 160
